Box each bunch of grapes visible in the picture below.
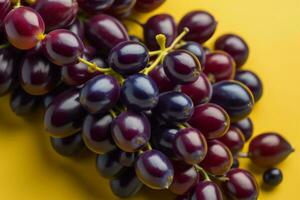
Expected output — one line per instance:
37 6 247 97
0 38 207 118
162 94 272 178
0 0 294 199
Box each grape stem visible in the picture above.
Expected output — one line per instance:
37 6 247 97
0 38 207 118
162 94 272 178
0 43 10 49
237 152 249 158
14 0 21 8
26 0 36 5
109 110 117 118
177 123 187 129
194 165 211 181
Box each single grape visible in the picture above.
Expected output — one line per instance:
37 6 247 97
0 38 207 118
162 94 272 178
188 103 230 139
110 167 143 198
0 0 10 27
134 0 165 12
78 0 114 14
42 84 70 109
235 70 263 102
211 80 254 122
214 34 249 68
4 7 45 50
248 132 294 167
178 10 217 44
135 149 174 189
223 168 259 200
191 181 223 200
231 117 253 141
200 140 233 176
163 50 201 84
108 0 136 17
108 41 149 76
204 51 236 82
149 64 175 92
143 14 177 50
68 18 85 40
0 48 17 96
111 111 151 152
10 88 38 116
180 41 206 65
263 168 283 186
118 151 136 167
217 126 245 154
82 113 116 154
50 133 84 157
121 74 159 111
173 127 207 165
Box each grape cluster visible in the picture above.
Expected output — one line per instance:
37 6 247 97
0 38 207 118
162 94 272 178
0 0 294 199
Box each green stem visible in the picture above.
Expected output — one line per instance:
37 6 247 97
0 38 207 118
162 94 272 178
0 43 9 49
149 50 162 57
142 53 164 75
14 0 21 8
177 123 187 129
194 165 210 181
167 27 189 50
109 110 117 118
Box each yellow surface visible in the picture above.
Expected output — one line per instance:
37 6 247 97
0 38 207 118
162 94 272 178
0 0 300 199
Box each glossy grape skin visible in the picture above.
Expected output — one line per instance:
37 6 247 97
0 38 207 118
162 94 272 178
180 73 212 105
0 48 17 96
43 29 84 66
235 70 263 102
178 10 217 44
110 167 143 198
151 126 179 159
149 64 175 92
108 41 149 75
135 149 174 189
20 51 61 96
214 34 249 68
231 117 253 141
121 74 159 111
112 111 151 152
134 0 165 12
188 103 230 139
78 0 114 14
50 133 84 157
4 7 45 50
204 51 236 82
223 168 259 200
180 41 206 65
200 140 233 176
118 152 136 167
163 50 201 84
10 88 38 116
217 126 245 154
211 80 254 122
109 0 136 17
0 0 10 27
170 162 199 195
42 84 70 109
248 132 294 167
143 14 177 50
96 150 125 179
79 75 120 114
263 168 283 186
85 14 129 55
34 0 78 31
191 181 223 200
44 89 86 137
68 18 84 40
82 113 116 154
173 128 207 165
154 91 194 123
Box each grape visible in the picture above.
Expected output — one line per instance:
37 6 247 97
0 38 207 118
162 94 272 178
180 41 206 65
109 0 136 17
50 133 84 157
191 181 223 200
78 0 114 14
68 18 85 40
0 0 10 27
217 126 245 154
149 64 175 92
134 0 165 12
118 151 136 167
10 88 38 116
231 117 253 141
42 84 70 109
263 168 283 186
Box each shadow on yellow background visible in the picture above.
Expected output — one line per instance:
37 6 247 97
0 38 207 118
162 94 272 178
0 0 300 199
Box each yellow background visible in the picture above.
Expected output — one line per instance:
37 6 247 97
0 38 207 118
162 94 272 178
0 0 300 199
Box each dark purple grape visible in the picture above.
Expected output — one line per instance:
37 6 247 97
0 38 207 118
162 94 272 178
215 34 249 68
231 117 253 141
79 75 120 114
180 73 212 105
204 51 236 82
42 84 70 109
143 14 177 50
178 10 217 44
10 88 38 116
50 133 84 157
68 18 85 40
134 0 165 12
211 80 254 122
44 89 86 137
170 162 199 195
108 41 149 75
217 126 245 154
191 181 223 200
173 128 207 165
96 150 125 179
78 0 114 14
42 29 84 66
82 113 116 154
118 151 136 167
163 50 201 84
180 41 206 65
154 91 194 123
135 149 174 189
149 64 175 92
248 132 294 167
110 167 143 198
0 0 10 27
0 48 17 96
34 0 78 31
263 168 283 186
112 111 151 152
109 0 136 17
188 103 230 139
223 168 259 200
4 7 45 50
121 74 159 111
85 14 129 55
200 140 233 176
235 70 263 102
20 51 61 96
